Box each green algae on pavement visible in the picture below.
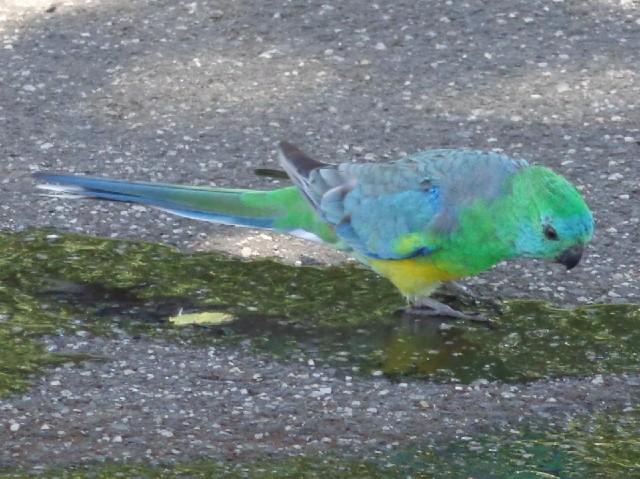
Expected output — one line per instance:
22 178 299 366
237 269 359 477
0 229 399 396
1 406 638 478
416 405 640 478
1 230 640 396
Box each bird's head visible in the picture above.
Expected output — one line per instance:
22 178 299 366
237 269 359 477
507 165 594 269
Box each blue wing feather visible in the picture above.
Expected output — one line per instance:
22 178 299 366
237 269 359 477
305 150 526 260
275 146 527 260
34 173 277 228
345 187 441 259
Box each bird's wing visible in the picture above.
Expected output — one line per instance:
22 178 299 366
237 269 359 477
279 143 527 259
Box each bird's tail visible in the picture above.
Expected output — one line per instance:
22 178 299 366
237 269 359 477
34 173 339 245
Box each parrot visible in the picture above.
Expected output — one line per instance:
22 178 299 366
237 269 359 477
34 141 594 320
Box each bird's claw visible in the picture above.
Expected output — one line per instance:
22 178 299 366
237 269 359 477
397 297 497 329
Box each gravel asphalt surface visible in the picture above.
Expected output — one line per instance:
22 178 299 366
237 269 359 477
1 0 640 471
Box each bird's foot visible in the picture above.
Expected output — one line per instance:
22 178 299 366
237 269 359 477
399 297 495 328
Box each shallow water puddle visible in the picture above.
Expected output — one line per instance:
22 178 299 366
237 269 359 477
1 230 639 395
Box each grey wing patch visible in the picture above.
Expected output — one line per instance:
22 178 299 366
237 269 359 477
278 144 529 257
278 141 329 210
278 142 439 228
331 150 529 254
428 150 528 233
278 141 325 179
278 141 360 222
405 150 529 232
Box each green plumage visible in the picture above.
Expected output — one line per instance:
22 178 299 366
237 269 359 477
35 142 594 319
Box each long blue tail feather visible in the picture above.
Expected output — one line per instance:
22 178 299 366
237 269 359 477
33 172 277 228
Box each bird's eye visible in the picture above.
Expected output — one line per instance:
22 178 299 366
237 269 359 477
543 225 559 241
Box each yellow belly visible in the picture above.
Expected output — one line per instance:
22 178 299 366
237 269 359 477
367 256 459 297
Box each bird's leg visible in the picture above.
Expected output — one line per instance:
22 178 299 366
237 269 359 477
402 296 491 324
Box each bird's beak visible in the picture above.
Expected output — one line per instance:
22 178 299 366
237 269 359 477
555 244 584 270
